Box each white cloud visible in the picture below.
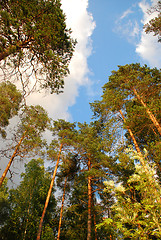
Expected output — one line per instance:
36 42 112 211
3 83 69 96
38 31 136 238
114 6 140 44
136 0 161 68
27 0 96 121
120 9 134 20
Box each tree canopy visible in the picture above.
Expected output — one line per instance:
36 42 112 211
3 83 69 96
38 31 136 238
144 1 161 42
0 0 76 93
0 81 22 137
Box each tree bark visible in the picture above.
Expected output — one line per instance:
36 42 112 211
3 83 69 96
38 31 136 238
132 87 161 136
36 142 63 240
87 158 92 240
0 130 27 187
119 109 141 154
57 176 67 240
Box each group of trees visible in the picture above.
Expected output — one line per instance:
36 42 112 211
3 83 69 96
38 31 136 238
0 0 161 239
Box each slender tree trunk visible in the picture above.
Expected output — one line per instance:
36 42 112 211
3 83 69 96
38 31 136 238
119 110 141 154
132 87 161 136
57 176 68 240
91 194 97 240
93 212 98 240
87 158 92 240
0 130 27 187
36 142 63 240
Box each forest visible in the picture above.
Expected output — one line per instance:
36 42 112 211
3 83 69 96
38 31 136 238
0 0 161 239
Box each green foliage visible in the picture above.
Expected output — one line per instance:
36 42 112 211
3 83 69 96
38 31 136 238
0 179 10 226
144 1 161 42
47 119 77 163
0 0 76 93
102 63 161 118
0 81 22 138
91 63 161 169
0 159 56 239
17 105 50 158
59 174 89 240
102 149 161 239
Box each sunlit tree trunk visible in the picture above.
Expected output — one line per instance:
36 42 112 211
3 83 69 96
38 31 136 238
0 130 27 187
119 110 141 154
132 87 161 136
87 157 92 240
119 109 161 183
36 142 63 240
57 176 68 240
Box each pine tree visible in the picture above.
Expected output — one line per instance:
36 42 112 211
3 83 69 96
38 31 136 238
144 1 161 42
75 122 110 240
0 81 22 138
37 119 77 240
0 105 50 186
0 0 76 94
56 153 79 240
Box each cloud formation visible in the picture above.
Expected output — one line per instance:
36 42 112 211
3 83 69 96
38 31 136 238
114 5 140 44
136 0 161 68
120 9 134 20
27 0 96 121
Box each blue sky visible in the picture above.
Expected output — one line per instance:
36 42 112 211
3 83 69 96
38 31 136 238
28 0 161 124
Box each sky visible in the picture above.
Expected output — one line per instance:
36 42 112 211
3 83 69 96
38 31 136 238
27 0 161 125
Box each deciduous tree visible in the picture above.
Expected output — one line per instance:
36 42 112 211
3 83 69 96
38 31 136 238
0 159 56 240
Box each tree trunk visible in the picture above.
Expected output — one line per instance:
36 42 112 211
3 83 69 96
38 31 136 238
87 158 92 240
36 142 63 240
92 194 97 240
57 176 68 240
93 212 98 240
132 87 161 136
119 110 161 196
0 130 27 187
119 110 141 154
